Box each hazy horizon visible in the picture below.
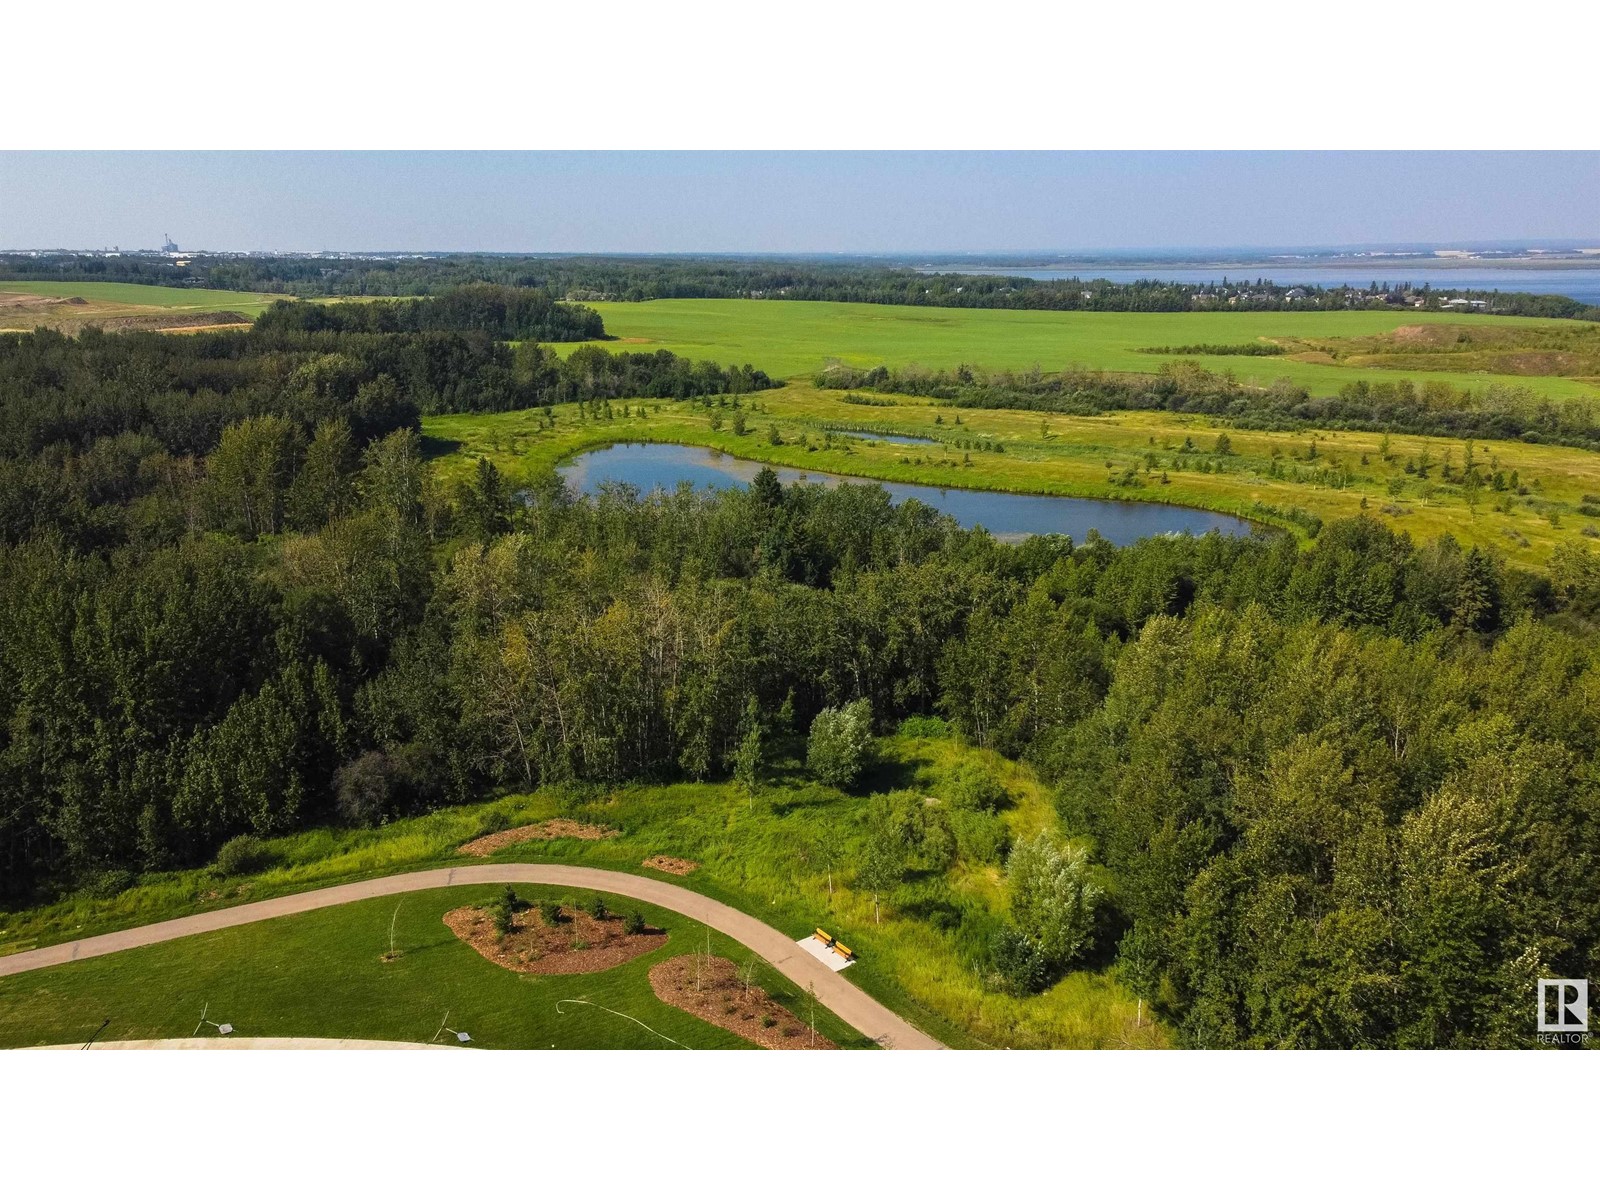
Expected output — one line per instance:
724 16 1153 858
3 151 1598 255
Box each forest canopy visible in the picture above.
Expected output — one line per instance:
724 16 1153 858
0 312 1596 1049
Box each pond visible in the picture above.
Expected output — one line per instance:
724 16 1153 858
826 428 942 447
557 442 1257 544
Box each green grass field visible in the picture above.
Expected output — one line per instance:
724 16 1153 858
0 885 872 1049
0 733 1163 1050
0 279 284 318
572 299 1600 401
425 381 1600 569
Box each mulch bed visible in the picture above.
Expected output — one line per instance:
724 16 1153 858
642 855 699 876
648 955 836 1050
444 904 665 975
457 819 619 857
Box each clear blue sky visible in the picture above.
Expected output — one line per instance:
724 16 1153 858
2 151 1596 254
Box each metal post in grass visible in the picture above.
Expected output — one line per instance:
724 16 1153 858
384 901 403 962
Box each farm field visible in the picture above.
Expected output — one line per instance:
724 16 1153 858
568 299 1600 401
425 381 1600 569
0 885 871 1049
0 733 1162 1050
0 279 284 332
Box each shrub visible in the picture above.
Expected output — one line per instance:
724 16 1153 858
333 746 442 827
333 752 401 827
950 809 1010 865
989 926 1049 996
476 808 512 836
499 885 524 912
761 1014 777 1028
492 898 515 935
807 698 873 789
587 893 609 920
945 763 1010 813
80 868 136 900
539 899 563 925
623 910 646 935
214 834 270 877
897 714 951 739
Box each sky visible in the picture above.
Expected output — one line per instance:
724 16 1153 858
2 151 1597 255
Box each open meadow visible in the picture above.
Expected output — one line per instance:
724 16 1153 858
0 279 284 332
570 298 1600 402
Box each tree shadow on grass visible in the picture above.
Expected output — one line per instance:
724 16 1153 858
897 895 964 933
855 752 930 796
420 433 463 461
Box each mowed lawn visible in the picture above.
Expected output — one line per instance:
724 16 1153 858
0 886 873 1050
570 298 1600 401
0 279 284 317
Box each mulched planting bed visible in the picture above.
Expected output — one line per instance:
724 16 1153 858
457 819 620 856
444 904 665 975
642 855 699 875
648 955 836 1050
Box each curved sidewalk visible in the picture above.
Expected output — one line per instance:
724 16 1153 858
0 864 945 1050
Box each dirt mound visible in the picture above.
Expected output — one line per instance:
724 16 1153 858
458 819 619 856
643 855 698 875
444 903 664 974
0 292 71 310
649 955 835 1049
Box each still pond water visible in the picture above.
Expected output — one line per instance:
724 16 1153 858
557 442 1256 543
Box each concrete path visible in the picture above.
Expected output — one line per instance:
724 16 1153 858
0 864 945 1050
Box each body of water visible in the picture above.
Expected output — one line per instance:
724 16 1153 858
917 264 1600 306
557 442 1256 543
827 429 941 446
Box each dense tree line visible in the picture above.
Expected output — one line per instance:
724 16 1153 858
817 360 1600 450
7 252 1595 320
252 285 605 341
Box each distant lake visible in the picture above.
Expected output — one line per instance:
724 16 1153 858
557 442 1257 544
916 264 1600 306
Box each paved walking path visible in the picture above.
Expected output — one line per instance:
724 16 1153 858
0 864 945 1050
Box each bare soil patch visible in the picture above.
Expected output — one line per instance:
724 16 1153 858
444 903 665 974
457 819 619 856
643 855 698 875
649 955 836 1049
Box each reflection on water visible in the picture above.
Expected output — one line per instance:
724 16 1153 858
557 442 1256 544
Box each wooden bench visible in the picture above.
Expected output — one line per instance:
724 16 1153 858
813 928 835 948
832 941 854 961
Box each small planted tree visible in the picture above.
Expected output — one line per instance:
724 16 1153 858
623 910 646 935
539 898 562 926
807 698 873 789
856 824 906 925
587 893 609 921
